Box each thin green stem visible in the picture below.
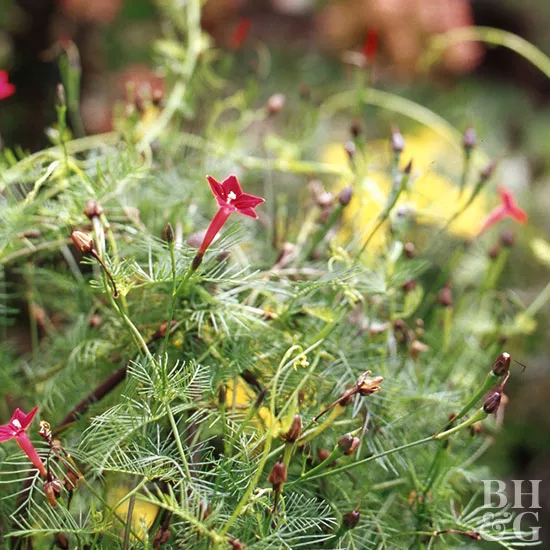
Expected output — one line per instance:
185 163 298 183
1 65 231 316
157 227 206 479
166 405 192 483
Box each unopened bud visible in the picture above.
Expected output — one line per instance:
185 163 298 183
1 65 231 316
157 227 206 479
228 538 246 550
404 242 416 258
344 140 356 159
357 372 383 396
267 461 287 490
500 230 515 248
488 244 501 259
403 159 413 174
344 436 360 456
481 161 496 181
282 415 302 443
437 286 453 308
350 119 362 138
218 384 226 406
342 508 360 529
463 126 477 151
44 478 62 507
55 533 69 549
56 83 66 108
491 352 511 376
163 222 175 243
267 93 286 115
390 125 405 153
338 186 353 207
402 279 416 293
483 389 502 414
71 231 94 254
89 314 101 328
337 433 354 453
83 200 104 220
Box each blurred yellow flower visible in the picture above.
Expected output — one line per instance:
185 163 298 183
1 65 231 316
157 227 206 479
322 128 490 250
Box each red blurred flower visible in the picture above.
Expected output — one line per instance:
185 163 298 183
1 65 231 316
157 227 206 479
478 187 527 234
363 28 379 63
0 407 46 477
230 17 251 51
0 71 15 100
193 174 264 269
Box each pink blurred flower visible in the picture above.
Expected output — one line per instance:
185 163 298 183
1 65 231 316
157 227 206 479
478 187 527 234
0 71 15 100
0 407 46 477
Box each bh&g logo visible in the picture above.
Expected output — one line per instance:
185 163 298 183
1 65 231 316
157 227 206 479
481 480 542 543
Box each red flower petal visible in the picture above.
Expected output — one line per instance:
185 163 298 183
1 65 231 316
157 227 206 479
237 207 259 219
234 193 265 210
12 406 39 430
0 425 14 442
222 175 243 197
206 175 225 200
230 17 252 51
15 432 46 477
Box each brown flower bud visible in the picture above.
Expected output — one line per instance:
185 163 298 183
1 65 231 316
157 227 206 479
483 389 502 414
83 200 104 220
437 287 453 308
404 242 416 258
344 436 360 456
488 244 501 259
267 461 287 490
337 433 354 453
44 478 62 507
403 159 413 174
391 125 405 153
463 126 477 151
228 538 246 550
338 186 353 207
89 314 101 328
282 415 302 443
402 279 416 293
491 352 511 376
267 93 286 115
162 222 175 243
71 231 94 254
357 372 383 396
350 119 362 138
342 508 360 529
218 384 226 406
500 230 515 248
153 527 170 549
55 533 69 549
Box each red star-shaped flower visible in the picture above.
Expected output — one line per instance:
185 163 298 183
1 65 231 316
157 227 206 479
192 175 264 270
0 407 46 477
207 174 264 218
0 71 15 101
478 186 527 235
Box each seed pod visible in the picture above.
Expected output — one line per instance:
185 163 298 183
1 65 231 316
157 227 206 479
83 200 104 220
342 508 360 529
491 352 511 376
71 231 94 254
282 415 302 443
44 478 62 507
267 461 287 491
357 372 383 396
55 533 69 549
